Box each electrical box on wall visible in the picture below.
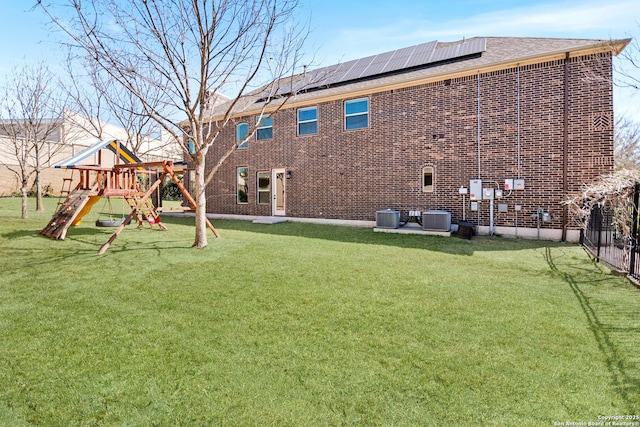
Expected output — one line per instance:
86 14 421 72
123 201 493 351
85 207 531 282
483 188 494 200
504 179 514 191
514 179 525 190
469 179 482 201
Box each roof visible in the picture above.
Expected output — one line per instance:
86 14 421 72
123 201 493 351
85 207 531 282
55 139 141 168
210 36 631 120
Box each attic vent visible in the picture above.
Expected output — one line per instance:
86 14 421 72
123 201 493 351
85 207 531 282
591 113 611 131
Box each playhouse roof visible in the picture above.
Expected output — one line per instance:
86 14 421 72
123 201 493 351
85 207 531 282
55 139 141 169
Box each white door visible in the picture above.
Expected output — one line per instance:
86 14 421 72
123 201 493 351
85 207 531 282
272 168 286 216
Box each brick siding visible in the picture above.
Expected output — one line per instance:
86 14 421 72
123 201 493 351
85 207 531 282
204 52 614 231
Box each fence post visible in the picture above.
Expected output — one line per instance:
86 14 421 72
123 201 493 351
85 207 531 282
629 183 640 276
596 204 602 262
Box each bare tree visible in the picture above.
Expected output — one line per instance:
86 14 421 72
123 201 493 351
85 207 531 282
0 63 68 218
39 0 312 248
64 54 175 160
615 35 640 90
614 115 640 170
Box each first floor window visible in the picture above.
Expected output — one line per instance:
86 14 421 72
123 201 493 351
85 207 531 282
423 166 434 192
257 171 270 204
345 98 369 130
256 115 273 140
297 106 318 135
237 123 249 149
237 167 248 203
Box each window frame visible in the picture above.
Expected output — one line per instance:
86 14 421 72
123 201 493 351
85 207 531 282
236 123 249 149
297 106 318 136
236 166 249 204
344 98 369 130
256 115 273 140
422 166 435 193
256 171 270 205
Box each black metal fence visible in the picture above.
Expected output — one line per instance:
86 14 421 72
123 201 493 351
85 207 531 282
582 183 640 280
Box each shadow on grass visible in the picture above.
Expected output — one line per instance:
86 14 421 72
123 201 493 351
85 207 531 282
544 247 640 413
159 215 565 255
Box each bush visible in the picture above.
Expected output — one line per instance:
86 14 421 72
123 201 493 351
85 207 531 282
162 176 183 201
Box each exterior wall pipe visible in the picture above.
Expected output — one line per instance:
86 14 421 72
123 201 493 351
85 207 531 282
517 64 521 179
562 53 569 242
477 71 481 179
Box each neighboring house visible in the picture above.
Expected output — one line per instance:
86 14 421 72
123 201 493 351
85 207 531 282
199 36 630 241
0 111 177 196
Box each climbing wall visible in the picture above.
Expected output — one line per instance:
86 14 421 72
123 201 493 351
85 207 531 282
39 189 93 240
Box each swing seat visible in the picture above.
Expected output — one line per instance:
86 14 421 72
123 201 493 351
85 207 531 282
95 219 122 227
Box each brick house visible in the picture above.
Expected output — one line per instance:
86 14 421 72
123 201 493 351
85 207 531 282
200 36 630 241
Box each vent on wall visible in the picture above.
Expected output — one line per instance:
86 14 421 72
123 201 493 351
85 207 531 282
591 113 612 131
422 210 451 231
376 210 400 229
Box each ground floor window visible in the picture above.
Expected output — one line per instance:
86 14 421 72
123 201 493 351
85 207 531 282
257 171 270 204
237 167 248 203
423 166 434 192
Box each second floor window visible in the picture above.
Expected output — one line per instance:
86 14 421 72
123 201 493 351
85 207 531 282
297 107 317 135
345 98 369 130
256 116 273 140
237 123 249 149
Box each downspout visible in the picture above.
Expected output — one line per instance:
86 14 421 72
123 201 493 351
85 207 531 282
517 65 521 179
477 72 481 179
562 53 569 242
477 72 482 227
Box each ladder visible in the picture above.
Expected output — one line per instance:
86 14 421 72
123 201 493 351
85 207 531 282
124 194 167 230
56 169 76 212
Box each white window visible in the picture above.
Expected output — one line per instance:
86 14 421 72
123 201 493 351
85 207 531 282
257 171 270 204
345 98 369 130
297 107 318 135
237 123 249 149
237 167 248 203
423 166 434 192
256 116 273 140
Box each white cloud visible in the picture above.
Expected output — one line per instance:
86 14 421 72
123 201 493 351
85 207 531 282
316 0 639 64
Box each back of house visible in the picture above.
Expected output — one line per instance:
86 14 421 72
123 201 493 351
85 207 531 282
193 36 630 241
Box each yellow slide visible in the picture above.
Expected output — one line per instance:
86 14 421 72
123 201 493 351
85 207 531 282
72 196 102 225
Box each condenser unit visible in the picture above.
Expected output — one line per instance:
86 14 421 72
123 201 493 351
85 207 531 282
422 210 451 231
376 209 400 229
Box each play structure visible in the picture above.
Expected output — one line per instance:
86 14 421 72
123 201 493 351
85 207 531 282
40 139 218 254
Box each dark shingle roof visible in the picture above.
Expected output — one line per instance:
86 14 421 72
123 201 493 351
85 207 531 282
211 36 630 119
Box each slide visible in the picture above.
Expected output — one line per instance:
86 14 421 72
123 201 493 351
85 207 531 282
72 195 101 226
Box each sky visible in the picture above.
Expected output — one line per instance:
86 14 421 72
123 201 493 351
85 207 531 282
0 0 638 119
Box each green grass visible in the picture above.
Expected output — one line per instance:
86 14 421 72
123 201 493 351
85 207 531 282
0 196 639 426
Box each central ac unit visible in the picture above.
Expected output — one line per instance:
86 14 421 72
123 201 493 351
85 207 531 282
422 210 451 231
376 209 400 229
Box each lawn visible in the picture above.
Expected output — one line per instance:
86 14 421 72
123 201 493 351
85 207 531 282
0 197 639 426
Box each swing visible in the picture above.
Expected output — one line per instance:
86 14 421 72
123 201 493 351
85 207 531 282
95 197 123 227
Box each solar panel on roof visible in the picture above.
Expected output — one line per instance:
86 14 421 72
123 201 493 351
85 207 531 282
457 37 487 57
429 44 459 63
268 37 486 98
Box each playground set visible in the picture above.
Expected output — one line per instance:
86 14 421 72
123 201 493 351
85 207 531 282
40 139 218 254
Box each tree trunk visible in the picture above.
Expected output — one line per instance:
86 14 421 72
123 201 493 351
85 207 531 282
35 169 44 211
192 157 208 249
21 183 28 219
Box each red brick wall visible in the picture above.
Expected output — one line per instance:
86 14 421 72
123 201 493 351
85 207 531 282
205 52 614 230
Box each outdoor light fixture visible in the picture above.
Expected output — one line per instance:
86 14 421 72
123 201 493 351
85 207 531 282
286 170 292 179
